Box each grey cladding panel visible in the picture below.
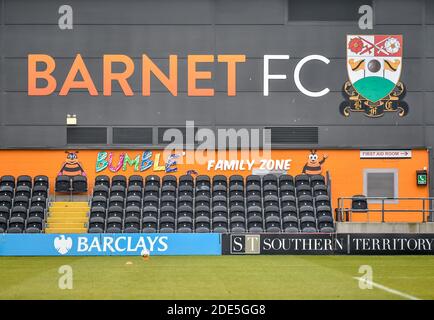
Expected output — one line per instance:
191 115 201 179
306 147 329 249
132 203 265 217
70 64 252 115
1 126 66 148
215 0 285 24
67 127 107 144
288 0 370 21
113 127 153 145
319 126 424 147
4 25 214 57
158 127 199 144
375 0 424 25
268 126 318 144
4 92 216 126
5 0 213 24
216 25 425 58
214 92 424 126
428 1 434 24
3 91 424 127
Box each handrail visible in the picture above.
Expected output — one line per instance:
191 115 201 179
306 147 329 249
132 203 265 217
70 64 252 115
337 196 434 223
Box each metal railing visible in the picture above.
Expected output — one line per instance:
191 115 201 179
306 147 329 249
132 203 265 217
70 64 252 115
336 197 434 223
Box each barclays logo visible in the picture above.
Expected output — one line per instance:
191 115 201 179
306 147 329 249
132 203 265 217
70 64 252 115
54 235 73 255
53 235 169 255
76 235 169 254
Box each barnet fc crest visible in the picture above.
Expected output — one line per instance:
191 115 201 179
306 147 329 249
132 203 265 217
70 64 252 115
340 35 409 118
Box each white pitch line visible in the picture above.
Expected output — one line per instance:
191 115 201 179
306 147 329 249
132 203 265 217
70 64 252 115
353 277 421 300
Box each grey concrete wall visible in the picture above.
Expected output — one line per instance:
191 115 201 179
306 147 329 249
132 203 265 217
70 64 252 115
0 0 433 155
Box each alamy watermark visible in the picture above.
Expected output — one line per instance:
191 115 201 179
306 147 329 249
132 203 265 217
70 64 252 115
58 265 73 290
161 121 272 166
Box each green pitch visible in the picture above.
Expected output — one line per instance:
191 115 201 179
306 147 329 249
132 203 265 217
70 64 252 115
0 256 433 300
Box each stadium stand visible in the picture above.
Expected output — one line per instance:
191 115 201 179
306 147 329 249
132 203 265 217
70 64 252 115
0 175 48 233
0 173 335 233
87 173 335 234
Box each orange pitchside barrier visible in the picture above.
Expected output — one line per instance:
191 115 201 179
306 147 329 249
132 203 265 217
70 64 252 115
0 149 429 223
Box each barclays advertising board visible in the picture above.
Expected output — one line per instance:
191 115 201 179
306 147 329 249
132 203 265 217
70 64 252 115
0 233 221 256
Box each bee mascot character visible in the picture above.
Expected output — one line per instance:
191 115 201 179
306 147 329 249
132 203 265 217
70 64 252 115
302 150 328 175
58 151 87 177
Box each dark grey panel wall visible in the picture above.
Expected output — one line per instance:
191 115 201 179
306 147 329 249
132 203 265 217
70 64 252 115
0 0 433 151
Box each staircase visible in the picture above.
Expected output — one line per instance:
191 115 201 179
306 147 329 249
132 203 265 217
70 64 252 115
45 202 89 234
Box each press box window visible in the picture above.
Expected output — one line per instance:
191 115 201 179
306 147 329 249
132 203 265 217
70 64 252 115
363 169 398 203
288 0 372 22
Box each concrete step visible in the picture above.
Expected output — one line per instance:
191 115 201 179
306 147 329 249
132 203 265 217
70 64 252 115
48 211 88 218
49 207 89 213
47 217 88 224
51 202 89 208
47 222 86 229
45 228 88 234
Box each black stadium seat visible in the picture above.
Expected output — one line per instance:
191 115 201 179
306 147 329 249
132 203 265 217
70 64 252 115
14 196 29 209
212 221 228 233
295 174 310 187
229 175 244 187
0 176 15 188
72 176 87 192
34 175 49 188
159 221 175 233
0 196 12 210
313 185 328 196
124 222 140 233
146 175 160 187
55 175 70 192
195 221 211 233
0 206 9 225
162 175 177 187
95 175 110 187
128 175 143 188
0 186 13 198
352 195 368 212
0 222 7 233
110 185 125 197
15 186 31 198
127 185 142 198
263 174 278 186
310 175 325 187
112 175 127 188
93 185 109 198
279 174 294 187
213 175 227 187
32 185 48 198
125 206 141 224
142 222 157 233
17 175 32 188
88 222 105 233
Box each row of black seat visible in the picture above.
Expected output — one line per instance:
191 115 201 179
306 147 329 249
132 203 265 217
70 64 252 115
88 203 334 234
0 206 46 233
92 183 328 199
90 194 330 212
0 175 49 189
89 217 334 233
0 195 47 210
94 174 327 189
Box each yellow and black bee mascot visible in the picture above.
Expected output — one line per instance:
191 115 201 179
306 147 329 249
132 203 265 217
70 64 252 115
58 151 86 177
302 150 328 175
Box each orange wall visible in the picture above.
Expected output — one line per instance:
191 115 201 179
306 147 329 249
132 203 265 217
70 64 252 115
0 149 429 222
